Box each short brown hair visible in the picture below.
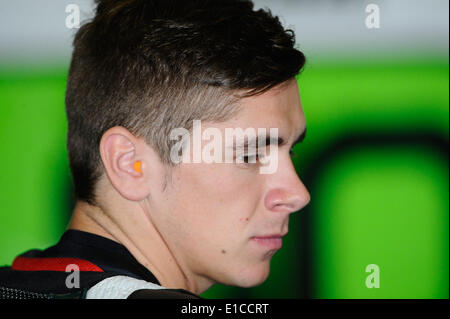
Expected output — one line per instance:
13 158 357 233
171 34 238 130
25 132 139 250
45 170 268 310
65 0 306 205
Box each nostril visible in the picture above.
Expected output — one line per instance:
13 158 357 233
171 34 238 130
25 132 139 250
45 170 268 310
285 187 311 213
271 202 293 213
265 189 309 214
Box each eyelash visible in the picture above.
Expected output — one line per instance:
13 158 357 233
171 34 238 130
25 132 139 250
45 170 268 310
240 149 297 165
241 154 261 164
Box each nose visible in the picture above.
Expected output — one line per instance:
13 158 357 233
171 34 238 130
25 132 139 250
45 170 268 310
264 165 311 214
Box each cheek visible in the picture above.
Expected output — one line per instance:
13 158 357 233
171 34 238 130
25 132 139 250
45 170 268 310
168 164 262 247
160 165 274 287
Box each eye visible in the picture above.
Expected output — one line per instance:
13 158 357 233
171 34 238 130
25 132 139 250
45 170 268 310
241 154 260 164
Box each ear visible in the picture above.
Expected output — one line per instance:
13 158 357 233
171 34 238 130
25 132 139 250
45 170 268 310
99 126 153 201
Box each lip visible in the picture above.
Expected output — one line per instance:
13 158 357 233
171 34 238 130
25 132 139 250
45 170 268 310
251 233 287 250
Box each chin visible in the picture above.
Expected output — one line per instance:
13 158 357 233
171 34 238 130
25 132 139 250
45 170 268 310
229 262 272 288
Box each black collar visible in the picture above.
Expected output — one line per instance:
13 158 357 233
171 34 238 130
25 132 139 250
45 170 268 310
18 229 161 286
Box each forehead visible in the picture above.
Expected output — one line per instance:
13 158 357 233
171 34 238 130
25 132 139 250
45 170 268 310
216 80 306 136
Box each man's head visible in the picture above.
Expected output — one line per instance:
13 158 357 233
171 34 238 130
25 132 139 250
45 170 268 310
66 0 310 291
66 0 305 205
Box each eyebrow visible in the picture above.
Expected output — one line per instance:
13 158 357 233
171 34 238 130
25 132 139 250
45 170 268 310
233 127 307 150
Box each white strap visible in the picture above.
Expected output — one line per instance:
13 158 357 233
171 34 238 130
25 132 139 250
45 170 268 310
86 275 166 299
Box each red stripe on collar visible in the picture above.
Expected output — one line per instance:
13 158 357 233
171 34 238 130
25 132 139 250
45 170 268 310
12 256 104 272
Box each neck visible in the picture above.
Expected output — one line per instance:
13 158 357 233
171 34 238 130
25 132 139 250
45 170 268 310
67 200 210 294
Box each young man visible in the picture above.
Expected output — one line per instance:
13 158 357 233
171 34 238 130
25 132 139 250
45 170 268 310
0 0 310 299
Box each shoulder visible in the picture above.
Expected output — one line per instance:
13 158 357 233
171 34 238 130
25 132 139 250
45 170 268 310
86 275 201 299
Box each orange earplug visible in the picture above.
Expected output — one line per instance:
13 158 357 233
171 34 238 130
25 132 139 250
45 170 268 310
133 161 142 174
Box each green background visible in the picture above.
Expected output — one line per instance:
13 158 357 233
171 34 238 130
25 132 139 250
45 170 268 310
1 55 447 298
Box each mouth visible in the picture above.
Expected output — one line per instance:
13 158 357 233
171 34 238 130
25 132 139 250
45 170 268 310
251 233 287 250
